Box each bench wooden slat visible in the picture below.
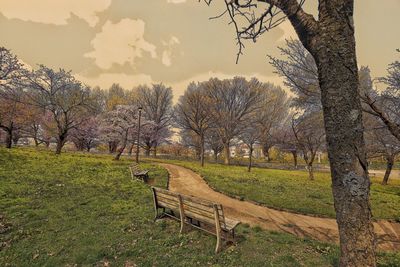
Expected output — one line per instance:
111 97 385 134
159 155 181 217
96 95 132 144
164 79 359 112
129 163 149 181
151 187 241 253
157 198 180 211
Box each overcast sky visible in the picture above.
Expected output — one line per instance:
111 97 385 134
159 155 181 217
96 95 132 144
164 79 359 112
0 0 399 100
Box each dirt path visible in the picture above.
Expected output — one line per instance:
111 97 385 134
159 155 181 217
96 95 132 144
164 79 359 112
160 163 400 251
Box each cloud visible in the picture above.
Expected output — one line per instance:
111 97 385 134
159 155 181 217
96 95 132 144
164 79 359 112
75 72 153 90
85 19 157 69
167 0 187 3
161 36 180 67
0 0 111 27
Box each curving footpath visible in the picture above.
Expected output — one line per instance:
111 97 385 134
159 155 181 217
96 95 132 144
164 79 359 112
159 163 400 251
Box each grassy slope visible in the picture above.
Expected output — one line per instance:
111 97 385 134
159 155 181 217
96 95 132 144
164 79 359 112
151 159 400 221
0 148 399 266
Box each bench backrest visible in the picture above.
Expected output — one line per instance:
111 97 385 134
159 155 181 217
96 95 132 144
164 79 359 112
131 163 141 173
152 187 226 229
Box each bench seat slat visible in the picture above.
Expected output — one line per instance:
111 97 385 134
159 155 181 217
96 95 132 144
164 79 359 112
156 199 180 211
152 187 241 253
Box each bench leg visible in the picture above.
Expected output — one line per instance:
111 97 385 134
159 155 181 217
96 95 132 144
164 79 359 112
215 231 222 254
153 207 159 221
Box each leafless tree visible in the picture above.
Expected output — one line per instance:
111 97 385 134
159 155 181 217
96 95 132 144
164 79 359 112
203 77 262 165
174 82 212 166
363 52 400 141
364 113 400 185
24 65 94 154
137 84 173 157
270 39 320 110
0 47 26 148
69 116 99 152
100 105 139 160
205 128 224 162
291 112 325 180
240 113 262 172
255 83 290 161
191 1 380 256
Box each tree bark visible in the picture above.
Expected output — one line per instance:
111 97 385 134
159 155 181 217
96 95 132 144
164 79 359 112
248 145 253 172
55 134 67 155
144 148 150 156
223 142 230 165
114 147 124 160
308 10 376 265
213 149 218 162
291 150 298 168
307 163 314 180
33 136 39 147
263 144 272 162
12 135 19 145
4 129 12 149
200 134 205 167
128 144 134 156
153 145 157 158
382 155 394 185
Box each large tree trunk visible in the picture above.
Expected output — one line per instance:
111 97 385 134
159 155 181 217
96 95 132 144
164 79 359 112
200 135 205 167
144 147 151 156
114 145 126 160
262 143 272 162
213 149 218 162
291 150 298 169
223 141 230 165
382 155 394 185
247 145 253 172
33 136 40 147
12 135 19 145
5 129 12 149
309 10 376 265
55 135 67 155
108 141 118 153
307 163 314 181
153 145 157 158
128 144 134 156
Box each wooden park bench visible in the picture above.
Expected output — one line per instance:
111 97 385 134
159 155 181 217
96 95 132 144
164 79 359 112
151 187 241 253
129 163 149 181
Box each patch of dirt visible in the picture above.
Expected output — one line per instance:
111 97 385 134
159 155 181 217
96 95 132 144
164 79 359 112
160 163 400 251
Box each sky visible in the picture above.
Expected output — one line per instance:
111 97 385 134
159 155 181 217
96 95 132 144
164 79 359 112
0 0 399 101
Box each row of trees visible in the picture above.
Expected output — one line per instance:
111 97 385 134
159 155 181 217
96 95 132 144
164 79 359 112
1 44 398 183
174 40 399 184
0 47 173 158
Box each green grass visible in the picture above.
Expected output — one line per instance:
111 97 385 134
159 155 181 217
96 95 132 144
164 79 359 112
150 159 400 221
0 148 399 266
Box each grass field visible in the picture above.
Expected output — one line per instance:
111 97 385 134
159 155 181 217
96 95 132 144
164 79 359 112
1 148 399 266
151 159 400 220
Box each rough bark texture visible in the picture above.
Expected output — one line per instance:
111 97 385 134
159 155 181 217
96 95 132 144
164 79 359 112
248 145 253 172
213 150 218 162
382 156 394 185
153 145 157 158
5 129 12 149
200 135 205 167
55 135 67 155
307 164 314 180
304 2 376 265
291 151 298 168
223 142 230 165
262 144 272 162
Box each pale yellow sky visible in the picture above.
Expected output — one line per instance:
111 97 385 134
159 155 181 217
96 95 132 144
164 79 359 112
0 0 398 100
